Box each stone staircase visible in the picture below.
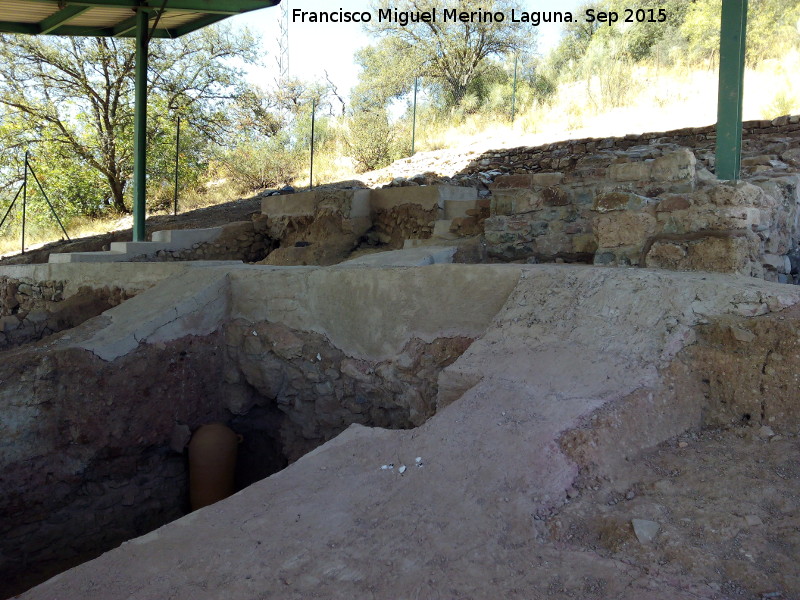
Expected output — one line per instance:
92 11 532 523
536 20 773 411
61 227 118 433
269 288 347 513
49 226 227 263
48 185 482 264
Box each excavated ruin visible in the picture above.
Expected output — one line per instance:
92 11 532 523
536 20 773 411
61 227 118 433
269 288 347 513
3 117 800 599
0 262 505 597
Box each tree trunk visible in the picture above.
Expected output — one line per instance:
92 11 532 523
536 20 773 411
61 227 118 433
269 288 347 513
108 177 129 214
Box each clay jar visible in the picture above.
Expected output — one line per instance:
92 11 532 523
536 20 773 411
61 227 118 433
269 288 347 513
188 423 242 511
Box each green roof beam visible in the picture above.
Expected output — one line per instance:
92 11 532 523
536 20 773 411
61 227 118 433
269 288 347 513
0 22 39 34
111 15 139 37
170 13 230 37
39 5 91 34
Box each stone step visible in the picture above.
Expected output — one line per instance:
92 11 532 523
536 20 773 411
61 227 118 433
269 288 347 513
443 198 478 220
432 220 460 240
151 226 224 245
49 226 224 263
48 250 130 263
109 241 172 254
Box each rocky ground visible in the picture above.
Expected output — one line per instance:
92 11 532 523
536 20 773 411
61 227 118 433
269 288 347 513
549 425 800 599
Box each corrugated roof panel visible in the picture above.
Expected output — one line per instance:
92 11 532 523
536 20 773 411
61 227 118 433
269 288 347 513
1 1 59 23
67 8 137 28
155 12 206 28
0 0 279 37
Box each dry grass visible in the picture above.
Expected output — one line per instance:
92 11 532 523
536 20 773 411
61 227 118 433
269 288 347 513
412 52 800 154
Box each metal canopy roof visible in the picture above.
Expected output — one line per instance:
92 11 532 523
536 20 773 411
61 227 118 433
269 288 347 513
0 0 278 39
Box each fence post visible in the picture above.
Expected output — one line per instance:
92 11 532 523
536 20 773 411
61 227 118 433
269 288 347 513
22 151 28 254
411 76 419 155
511 54 518 124
309 99 316 190
173 115 181 215
26 157 70 241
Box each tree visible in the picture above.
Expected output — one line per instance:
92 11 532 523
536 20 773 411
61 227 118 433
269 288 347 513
362 0 532 106
681 0 800 65
0 25 259 214
212 78 342 191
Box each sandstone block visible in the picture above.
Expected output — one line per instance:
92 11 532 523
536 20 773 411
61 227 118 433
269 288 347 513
262 191 318 217
370 185 476 212
657 195 691 212
489 174 533 189
645 235 757 275
592 191 653 213
593 212 657 248
530 173 564 186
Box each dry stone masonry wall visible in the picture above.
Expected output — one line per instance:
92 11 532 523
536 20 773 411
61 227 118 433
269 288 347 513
484 145 800 283
223 319 472 462
0 273 477 596
462 114 800 177
0 276 133 349
135 221 273 263
0 334 230 597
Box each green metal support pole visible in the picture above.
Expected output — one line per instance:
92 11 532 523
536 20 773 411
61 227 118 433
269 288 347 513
173 115 180 216
132 9 149 241
411 76 418 156
22 151 28 254
715 0 748 181
309 100 315 190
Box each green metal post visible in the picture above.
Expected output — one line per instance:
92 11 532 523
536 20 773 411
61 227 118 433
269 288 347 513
173 115 180 215
132 9 149 241
411 76 418 155
715 0 748 181
309 99 315 190
511 55 518 123
22 151 28 254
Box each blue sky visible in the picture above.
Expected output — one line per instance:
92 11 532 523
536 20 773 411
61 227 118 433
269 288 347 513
228 0 585 96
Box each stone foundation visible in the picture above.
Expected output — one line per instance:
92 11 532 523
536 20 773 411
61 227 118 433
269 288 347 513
224 319 472 460
137 221 273 263
0 264 493 597
483 146 800 282
0 277 134 349
462 114 800 176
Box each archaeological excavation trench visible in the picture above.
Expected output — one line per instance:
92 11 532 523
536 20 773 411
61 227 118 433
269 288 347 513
2 259 800 599
0 262 505 597
4 120 800 598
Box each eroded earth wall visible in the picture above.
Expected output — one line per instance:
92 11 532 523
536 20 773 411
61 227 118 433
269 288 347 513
0 263 518 597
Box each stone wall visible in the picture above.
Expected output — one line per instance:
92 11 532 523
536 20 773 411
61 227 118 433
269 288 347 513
258 186 480 262
1 263 502 597
463 114 800 176
484 146 800 282
134 221 273 263
223 319 472 461
0 277 133 349
259 189 371 266
0 333 231 598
